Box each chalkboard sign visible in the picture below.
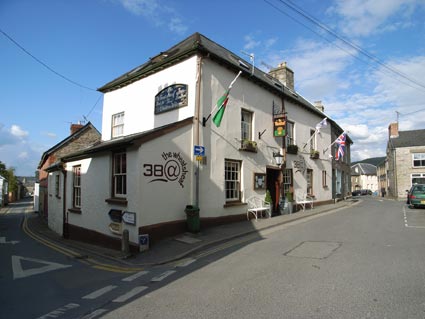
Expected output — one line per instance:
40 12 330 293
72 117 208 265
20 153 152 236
155 84 188 114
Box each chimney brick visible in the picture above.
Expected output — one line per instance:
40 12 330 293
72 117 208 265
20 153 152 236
388 122 399 138
70 123 84 135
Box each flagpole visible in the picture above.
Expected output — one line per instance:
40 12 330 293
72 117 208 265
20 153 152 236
323 131 346 154
202 71 242 126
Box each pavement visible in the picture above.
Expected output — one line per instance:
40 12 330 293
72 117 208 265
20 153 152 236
20 198 359 268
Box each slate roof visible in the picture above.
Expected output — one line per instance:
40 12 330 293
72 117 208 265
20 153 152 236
62 117 193 162
389 129 425 148
37 122 101 169
97 32 351 142
351 163 377 176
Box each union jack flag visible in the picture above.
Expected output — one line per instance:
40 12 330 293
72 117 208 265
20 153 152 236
335 132 346 160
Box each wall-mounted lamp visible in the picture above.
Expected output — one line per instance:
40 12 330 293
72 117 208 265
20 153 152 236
273 152 284 166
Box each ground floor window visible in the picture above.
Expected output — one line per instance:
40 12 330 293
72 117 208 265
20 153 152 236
73 165 81 208
283 168 293 197
113 152 127 197
225 159 241 202
307 169 313 195
412 173 425 185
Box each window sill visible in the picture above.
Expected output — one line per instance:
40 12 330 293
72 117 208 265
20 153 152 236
105 197 128 206
68 208 81 214
239 147 258 153
224 201 247 208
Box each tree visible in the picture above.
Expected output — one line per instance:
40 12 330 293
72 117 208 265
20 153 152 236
0 161 7 178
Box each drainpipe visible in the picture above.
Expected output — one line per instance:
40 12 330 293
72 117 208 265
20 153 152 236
194 55 202 207
61 163 69 239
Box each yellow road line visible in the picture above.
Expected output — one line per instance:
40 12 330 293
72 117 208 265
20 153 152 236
22 214 145 272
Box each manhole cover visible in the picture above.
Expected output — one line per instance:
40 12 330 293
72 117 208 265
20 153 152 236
284 241 341 259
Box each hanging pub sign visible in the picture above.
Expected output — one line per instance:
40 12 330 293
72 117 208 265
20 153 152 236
155 84 188 114
273 115 286 137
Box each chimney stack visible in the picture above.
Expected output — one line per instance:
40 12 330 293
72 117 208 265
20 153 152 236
70 123 84 135
268 62 295 91
388 122 399 138
314 101 325 112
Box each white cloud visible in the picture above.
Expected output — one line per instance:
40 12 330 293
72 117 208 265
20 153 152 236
11 125 28 139
117 0 188 35
329 0 422 37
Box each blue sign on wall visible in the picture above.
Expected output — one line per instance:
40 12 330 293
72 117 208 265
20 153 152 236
194 145 205 156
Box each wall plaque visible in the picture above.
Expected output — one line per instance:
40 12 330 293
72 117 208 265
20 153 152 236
155 84 188 114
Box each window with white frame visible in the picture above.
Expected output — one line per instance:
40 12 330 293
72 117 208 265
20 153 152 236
112 112 124 138
413 153 425 167
73 165 81 208
310 129 316 151
412 173 425 185
113 152 127 197
283 168 293 197
225 160 241 202
286 121 294 146
322 170 327 187
241 110 253 142
307 169 313 195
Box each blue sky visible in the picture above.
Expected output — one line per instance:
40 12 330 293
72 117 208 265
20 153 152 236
1 0 425 176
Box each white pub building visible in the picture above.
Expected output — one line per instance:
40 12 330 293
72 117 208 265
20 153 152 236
45 33 351 251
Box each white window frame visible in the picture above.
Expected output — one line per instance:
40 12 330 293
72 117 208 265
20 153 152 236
73 165 81 208
241 109 253 142
412 153 425 167
286 121 295 146
113 152 127 197
225 159 241 202
112 112 124 138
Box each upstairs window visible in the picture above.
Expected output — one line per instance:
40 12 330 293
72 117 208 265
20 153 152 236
241 109 253 142
112 112 124 138
413 153 425 167
310 129 316 151
286 121 295 146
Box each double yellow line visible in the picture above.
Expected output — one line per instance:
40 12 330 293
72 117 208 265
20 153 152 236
22 214 145 273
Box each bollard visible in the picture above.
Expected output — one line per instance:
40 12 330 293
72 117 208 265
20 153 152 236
122 229 130 255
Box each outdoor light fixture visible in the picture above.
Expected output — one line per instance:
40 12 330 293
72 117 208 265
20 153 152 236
273 152 284 166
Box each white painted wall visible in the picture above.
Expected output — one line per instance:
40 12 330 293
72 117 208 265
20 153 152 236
48 172 63 236
101 56 198 141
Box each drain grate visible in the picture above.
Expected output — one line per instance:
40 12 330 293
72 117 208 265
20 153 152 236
284 241 341 259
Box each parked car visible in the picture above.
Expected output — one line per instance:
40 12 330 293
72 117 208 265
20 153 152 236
352 190 361 196
406 184 425 208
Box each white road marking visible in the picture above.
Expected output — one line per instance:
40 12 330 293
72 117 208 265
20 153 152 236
403 206 425 228
175 258 196 268
12 255 71 280
113 286 148 303
82 285 117 299
80 309 109 319
122 270 149 282
151 270 176 282
0 237 19 244
36 303 79 319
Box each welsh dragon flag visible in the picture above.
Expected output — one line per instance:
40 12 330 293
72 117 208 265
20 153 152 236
212 71 242 127
212 90 230 127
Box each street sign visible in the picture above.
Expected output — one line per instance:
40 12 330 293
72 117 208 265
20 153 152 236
194 145 205 156
196 156 203 161
122 211 136 225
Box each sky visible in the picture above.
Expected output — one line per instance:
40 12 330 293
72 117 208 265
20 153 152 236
1 0 425 176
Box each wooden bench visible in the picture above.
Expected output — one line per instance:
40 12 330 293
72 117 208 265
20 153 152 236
295 190 314 211
247 196 271 220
